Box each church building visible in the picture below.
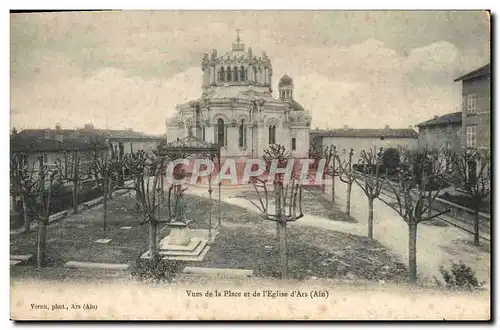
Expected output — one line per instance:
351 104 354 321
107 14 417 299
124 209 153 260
165 31 311 161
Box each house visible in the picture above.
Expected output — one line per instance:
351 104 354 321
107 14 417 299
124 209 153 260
415 112 462 153
454 63 491 150
310 126 418 161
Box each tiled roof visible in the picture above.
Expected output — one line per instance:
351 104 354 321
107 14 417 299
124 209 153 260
416 112 462 128
16 127 156 142
287 99 305 111
454 63 490 82
10 137 107 153
310 128 418 139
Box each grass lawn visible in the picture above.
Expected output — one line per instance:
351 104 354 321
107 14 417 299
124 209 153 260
11 190 406 283
439 193 491 214
232 186 357 223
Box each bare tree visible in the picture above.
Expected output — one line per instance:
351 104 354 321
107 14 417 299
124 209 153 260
136 155 169 264
336 148 356 216
354 148 385 240
252 144 304 280
251 177 303 280
10 153 35 233
55 149 82 213
378 148 450 283
447 149 491 246
262 144 291 237
123 150 149 213
309 144 339 201
11 154 58 267
85 141 103 187
89 151 118 237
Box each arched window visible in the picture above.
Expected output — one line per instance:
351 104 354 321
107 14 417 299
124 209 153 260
226 67 232 82
216 118 226 146
240 65 245 81
268 125 276 144
220 67 225 82
233 66 238 82
239 119 246 149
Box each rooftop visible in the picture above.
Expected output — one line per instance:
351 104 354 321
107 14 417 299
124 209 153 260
10 137 108 153
454 63 491 82
310 128 418 139
278 74 294 87
416 112 462 128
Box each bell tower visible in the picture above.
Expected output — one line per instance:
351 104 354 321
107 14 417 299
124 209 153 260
278 74 294 100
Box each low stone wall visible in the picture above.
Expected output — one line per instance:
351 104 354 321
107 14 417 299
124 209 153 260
10 180 135 236
432 197 491 237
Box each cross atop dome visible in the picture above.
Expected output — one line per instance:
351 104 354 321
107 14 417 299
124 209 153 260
232 28 245 51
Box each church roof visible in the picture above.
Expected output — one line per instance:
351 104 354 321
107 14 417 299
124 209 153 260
288 99 305 111
278 74 294 87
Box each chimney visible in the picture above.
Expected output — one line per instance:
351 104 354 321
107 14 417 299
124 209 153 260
343 125 349 129
384 125 390 129
433 115 439 119
55 123 64 142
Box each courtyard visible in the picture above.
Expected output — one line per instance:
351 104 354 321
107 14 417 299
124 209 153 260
11 186 408 284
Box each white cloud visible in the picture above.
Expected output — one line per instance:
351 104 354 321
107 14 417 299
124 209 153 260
10 13 489 135
11 66 202 134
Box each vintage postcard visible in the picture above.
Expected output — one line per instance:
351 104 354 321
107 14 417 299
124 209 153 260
9 10 491 321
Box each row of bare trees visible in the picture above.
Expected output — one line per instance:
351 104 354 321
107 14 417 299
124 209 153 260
309 143 490 283
10 141 160 268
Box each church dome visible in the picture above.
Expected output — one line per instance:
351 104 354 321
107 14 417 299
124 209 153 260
278 74 294 87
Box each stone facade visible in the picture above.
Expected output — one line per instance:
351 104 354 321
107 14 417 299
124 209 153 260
311 127 418 161
416 112 462 153
166 32 311 160
455 64 491 150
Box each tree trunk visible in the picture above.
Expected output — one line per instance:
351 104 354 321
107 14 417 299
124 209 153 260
149 221 158 264
107 176 113 199
36 220 47 268
72 180 78 213
134 177 141 212
408 221 418 283
22 197 30 233
279 220 288 280
473 205 480 246
331 174 335 203
275 183 281 238
368 197 374 240
346 182 352 216
72 153 79 213
103 177 108 237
